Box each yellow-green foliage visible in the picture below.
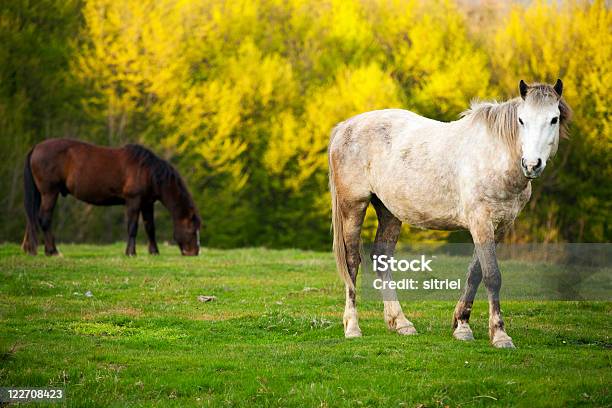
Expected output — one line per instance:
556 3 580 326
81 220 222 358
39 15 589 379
0 0 609 247
492 0 611 242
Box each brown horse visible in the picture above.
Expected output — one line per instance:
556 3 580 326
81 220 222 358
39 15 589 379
21 138 201 256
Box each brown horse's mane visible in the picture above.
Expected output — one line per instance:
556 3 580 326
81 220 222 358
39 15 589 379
460 84 572 154
124 144 195 210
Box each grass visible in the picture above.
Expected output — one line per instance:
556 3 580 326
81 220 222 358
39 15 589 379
0 243 610 407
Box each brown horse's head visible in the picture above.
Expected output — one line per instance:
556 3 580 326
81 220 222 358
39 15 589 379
174 210 201 256
125 144 202 256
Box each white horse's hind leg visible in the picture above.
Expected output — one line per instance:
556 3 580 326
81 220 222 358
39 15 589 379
383 300 417 335
340 199 369 338
344 286 361 338
371 196 417 336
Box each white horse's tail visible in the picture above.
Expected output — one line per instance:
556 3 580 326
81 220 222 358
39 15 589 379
329 126 353 291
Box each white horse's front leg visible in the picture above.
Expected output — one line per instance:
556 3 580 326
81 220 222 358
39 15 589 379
471 220 515 348
343 285 362 338
453 250 482 341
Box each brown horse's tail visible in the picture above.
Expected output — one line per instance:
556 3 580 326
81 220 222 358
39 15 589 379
22 148 40 255
329 127 353 291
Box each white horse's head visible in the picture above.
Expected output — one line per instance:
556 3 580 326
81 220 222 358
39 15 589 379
517 79 568 179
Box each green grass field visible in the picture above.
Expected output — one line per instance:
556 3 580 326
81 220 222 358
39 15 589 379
0 243 610 407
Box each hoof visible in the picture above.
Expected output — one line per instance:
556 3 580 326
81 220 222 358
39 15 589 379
343 313 361 338
22 246 37 256
453 322 474 341
344 328 362 338
45 249 60 257
492 332 516 348
396 324 417 336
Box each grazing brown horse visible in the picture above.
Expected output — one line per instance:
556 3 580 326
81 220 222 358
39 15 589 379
21 138 201 256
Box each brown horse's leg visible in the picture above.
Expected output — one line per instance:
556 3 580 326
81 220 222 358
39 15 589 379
39 192 59 256
141 202 159 255
470 219 514 348
452 250 482 340
371 196 416 335
340 198 369 338
22 223 38 255
125 199 141 256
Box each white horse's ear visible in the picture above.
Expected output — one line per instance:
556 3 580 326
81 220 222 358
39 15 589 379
554 78 563 97
519 80 529 100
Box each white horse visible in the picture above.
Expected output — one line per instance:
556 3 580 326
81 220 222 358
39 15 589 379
328 80 571 348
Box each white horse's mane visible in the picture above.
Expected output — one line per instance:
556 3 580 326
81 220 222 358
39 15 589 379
460 84 572 155
461 98 522 153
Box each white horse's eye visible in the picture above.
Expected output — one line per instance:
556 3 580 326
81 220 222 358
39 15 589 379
551 117 559 125
518 117 524 125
